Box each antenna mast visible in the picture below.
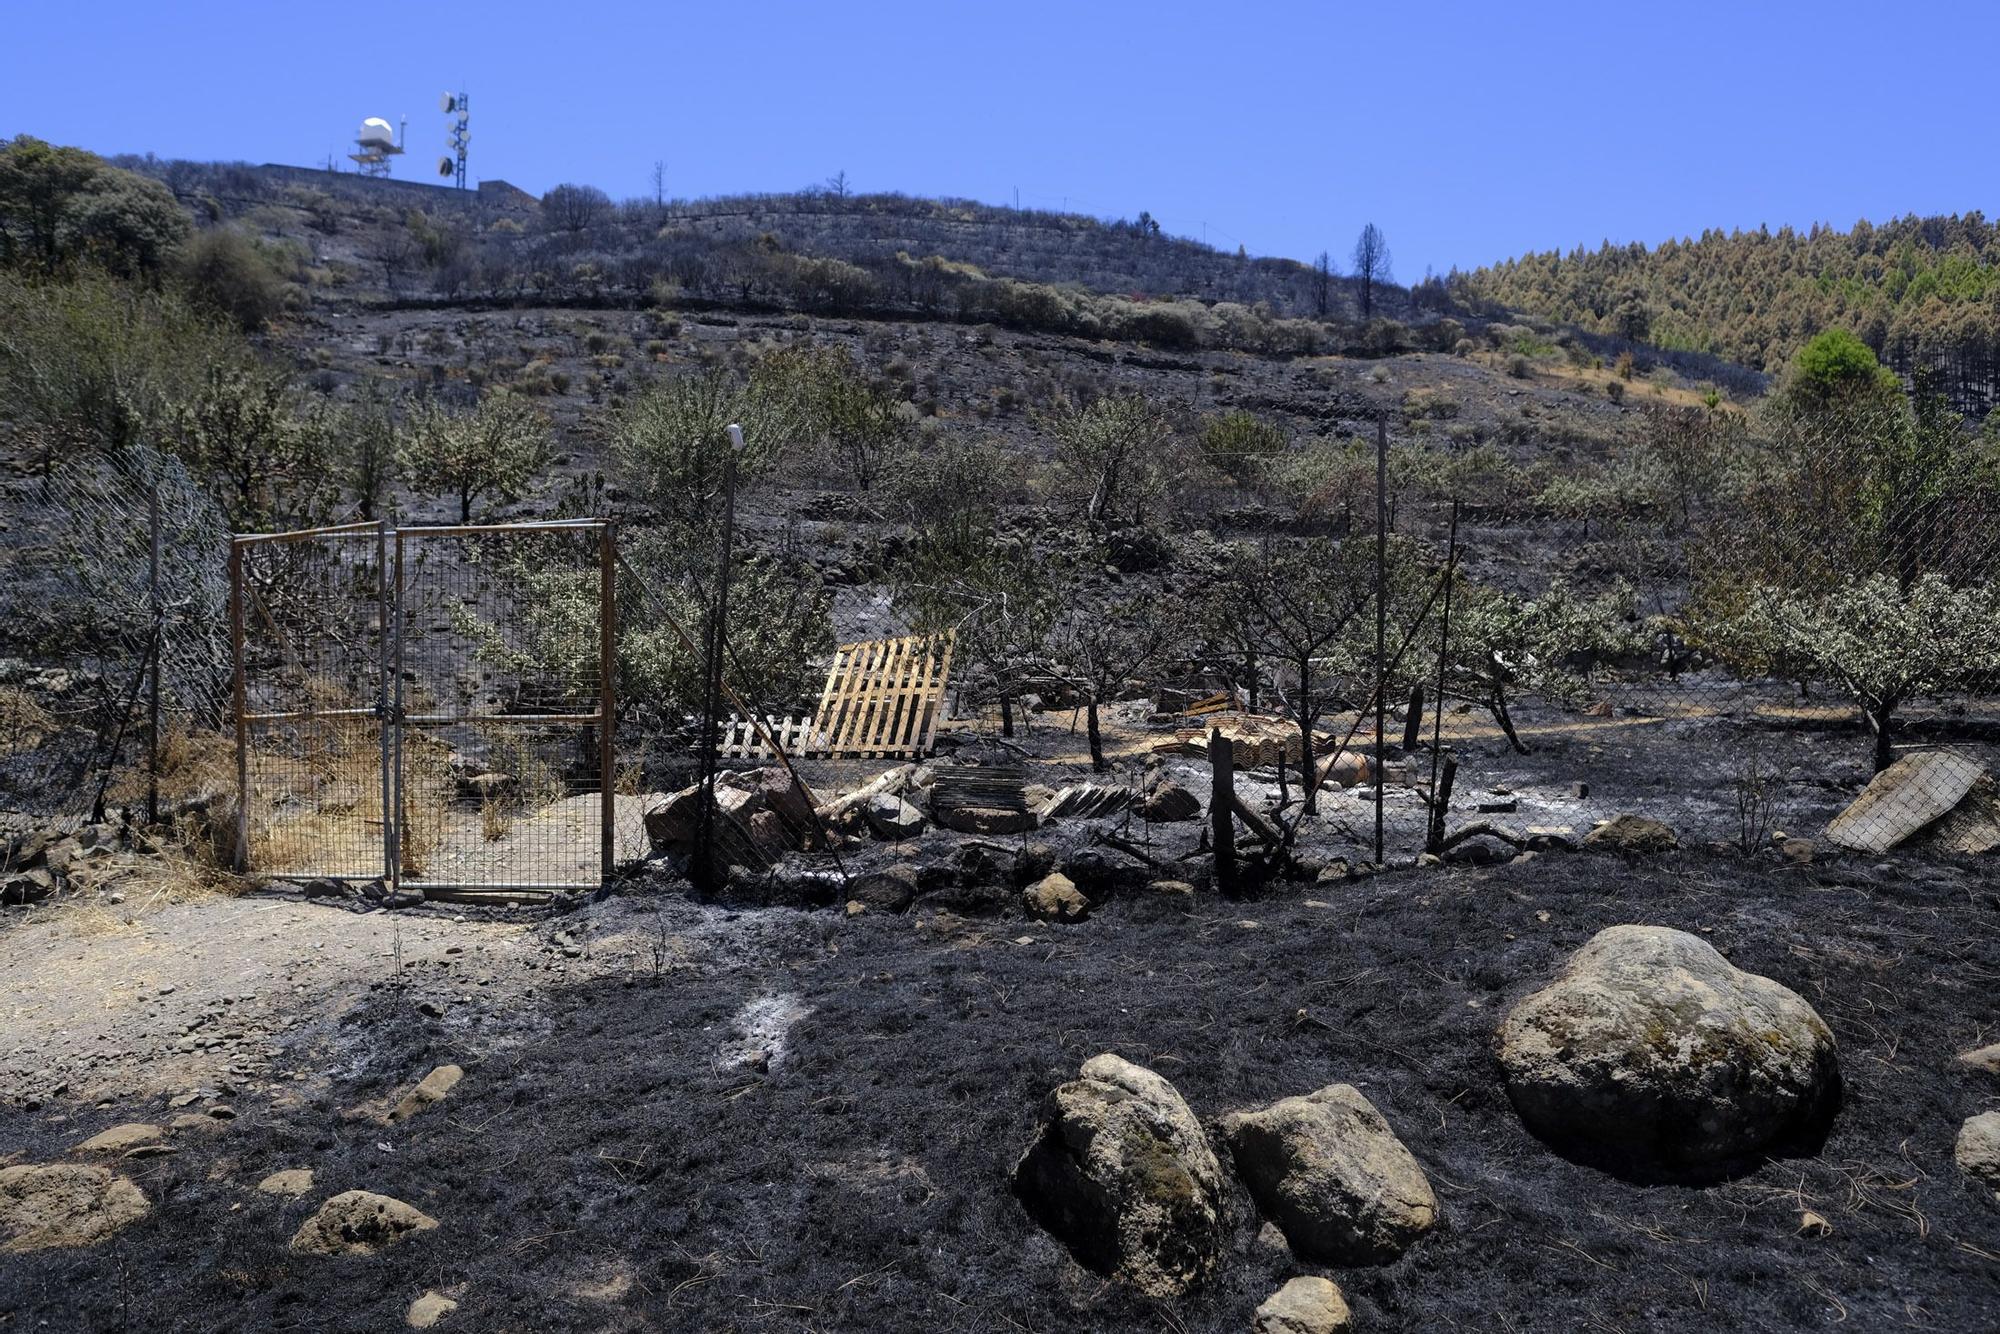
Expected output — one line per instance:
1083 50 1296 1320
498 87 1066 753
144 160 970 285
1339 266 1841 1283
438 91 470 189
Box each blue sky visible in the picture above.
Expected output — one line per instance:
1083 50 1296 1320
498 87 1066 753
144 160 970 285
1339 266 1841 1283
4 0 1995 277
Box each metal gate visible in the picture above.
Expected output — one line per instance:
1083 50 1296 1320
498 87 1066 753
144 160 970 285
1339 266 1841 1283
230 519 616 896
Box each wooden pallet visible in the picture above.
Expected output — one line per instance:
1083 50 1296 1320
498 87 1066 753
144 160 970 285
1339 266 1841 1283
809 631 956 760
718 713 821 761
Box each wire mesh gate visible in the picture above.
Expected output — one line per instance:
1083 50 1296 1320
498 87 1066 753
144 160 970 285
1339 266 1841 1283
230 519 615 895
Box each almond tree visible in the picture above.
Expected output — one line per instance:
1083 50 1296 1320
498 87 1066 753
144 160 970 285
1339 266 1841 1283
400 393 551 522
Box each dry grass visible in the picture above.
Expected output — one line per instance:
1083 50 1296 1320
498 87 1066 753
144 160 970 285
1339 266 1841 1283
0 686 56 757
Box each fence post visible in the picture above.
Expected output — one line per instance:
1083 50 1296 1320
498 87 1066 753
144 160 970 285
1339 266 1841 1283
375 519 396 886
390 529 407 889
1374 412 1388 867
1210 727 1236 897
693 428 744 896
599 520 617 886
1426 501 1462 856
146 485 161 827
228 539 249 873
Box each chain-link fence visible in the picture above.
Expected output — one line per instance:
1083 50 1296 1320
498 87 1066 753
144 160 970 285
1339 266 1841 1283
1 446 231 834
230 519 622 895
1358 399 2000 865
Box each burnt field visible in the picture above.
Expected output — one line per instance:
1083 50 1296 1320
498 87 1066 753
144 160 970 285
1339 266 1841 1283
4 849 1997 1332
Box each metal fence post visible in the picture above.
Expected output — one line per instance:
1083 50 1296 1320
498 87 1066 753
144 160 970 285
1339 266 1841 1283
228 538 249 873
599 520 617 886
1374 412 1388 867
376 519 396 886
147 484 162 827
390 528 406 890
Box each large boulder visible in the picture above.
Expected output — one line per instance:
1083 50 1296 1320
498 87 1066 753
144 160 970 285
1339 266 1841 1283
71 1123 165 1156
1137 777 1201 823
290 1189 438 1255
846 864 919 913
936 805 1039 836
1497 925 1839 1179
1218 1084 1437 1264
1957 1111 2000 1202
1012 1054 1227 1299
0 1164 150 1252
1255 1276 1353 1334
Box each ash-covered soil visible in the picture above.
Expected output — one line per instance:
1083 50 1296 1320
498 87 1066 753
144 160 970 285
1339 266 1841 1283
4 851 1998 1332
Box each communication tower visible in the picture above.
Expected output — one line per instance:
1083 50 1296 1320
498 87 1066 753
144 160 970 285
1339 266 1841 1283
437 91 470 189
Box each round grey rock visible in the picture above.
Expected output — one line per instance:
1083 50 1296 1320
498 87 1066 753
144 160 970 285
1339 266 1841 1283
1497 924 1839 1179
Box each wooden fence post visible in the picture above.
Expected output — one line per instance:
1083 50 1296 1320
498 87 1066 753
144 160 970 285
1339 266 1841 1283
1210 727 1236 897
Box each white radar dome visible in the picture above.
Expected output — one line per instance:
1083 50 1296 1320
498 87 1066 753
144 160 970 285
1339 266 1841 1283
357 118 396 147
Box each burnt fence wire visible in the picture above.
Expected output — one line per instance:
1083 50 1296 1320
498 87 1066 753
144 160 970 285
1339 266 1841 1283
1374 412 2000 862
4 446 231 833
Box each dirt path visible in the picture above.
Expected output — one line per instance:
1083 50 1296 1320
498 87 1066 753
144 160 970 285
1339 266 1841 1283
0 892 550 1107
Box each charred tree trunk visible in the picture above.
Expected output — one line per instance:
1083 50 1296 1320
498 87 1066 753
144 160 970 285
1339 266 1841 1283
1086 697 1105 772
1490 692 1529 754
1296 667 1317 815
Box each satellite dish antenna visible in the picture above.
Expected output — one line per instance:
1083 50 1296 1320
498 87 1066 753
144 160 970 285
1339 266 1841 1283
440 92 457 114
437 156 455 178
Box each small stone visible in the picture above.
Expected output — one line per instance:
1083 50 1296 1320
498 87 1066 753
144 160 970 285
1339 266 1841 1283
1956 1111 2000 1201
1957 1043 2000 1075
1581 814 1677 854
407 1291 459 1328
1022 873 1088 923
71 1124 163 1157
1254 1275 1352 1334
290 1190 437 1255
257 1169 315 1198
390 1065 464 1121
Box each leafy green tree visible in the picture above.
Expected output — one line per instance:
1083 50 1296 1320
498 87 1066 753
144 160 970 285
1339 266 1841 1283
610 355 817 528
1790 328 1901 402
1726 574 2000 772
400 393 552 522
163 363 340 528
1438 579 1639 752
618 531 834 729
174 226 293 331
812 351 910 490
0 137 187 278
0 271 232 464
